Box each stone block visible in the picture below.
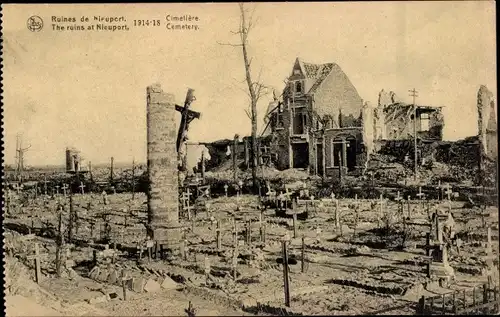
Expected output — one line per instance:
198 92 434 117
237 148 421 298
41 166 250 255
131 278 145 293
143 278 161 293
88 295 108 305
107 270 118 285
89 266 100 280
97 270 109 283
240 298 257 308
160 276 178 290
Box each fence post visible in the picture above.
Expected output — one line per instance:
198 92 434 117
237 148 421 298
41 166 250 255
34 243 41 284
463 289 466 311
417 296 426 315
453 291 457 314
282 241 290 307
483 283 488 304
442 294 445 314
301 236 305 273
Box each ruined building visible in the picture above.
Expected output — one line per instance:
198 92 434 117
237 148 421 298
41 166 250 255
65 147 82 173
262 58 366 178
374 89 444 142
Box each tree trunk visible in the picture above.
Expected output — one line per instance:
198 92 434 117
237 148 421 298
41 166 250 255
239 3 259 190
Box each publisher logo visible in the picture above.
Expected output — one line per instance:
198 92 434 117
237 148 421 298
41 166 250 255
27 16 43 32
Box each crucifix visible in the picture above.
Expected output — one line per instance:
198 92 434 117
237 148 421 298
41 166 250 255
176 89 201 172
79 182 86 195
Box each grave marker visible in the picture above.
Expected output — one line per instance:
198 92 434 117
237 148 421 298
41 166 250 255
62 184 69 198
224 184 228 197
26 243 45 284
43 176 49 196
79 182 86 195
246 219 251 245
281 240 291 307
292 211 297 238
445 185 453 211
301 236 305 273
216 220 222 250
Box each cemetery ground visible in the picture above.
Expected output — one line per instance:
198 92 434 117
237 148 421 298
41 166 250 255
4 191 499 316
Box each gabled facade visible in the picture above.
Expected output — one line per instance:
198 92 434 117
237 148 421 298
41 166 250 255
264 58 366 177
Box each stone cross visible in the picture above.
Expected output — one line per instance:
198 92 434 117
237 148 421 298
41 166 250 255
79 182 86 195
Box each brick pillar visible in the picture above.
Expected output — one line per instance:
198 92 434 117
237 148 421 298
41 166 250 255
146 84 180 251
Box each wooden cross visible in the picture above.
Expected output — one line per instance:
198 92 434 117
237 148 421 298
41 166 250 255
237 180 243 198
27 242 48 284
183 188 193 220
259 210 266 243
79 182 86 195
42 175 49 195
378 194 384 227
407 196 412 219
62 184 69 198
334 195 340 229
281 240 291 307
216 220 222 250
444 185 453 210
246 219 252 245
292 210 298 238
444 185 452 200
417 187 425 200
436 180 442 201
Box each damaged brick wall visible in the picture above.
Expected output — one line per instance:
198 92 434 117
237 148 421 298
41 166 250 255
374 137 491 185
477 85 497 160
375 89 444 141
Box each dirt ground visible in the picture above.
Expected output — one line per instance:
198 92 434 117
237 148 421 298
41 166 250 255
4 192 499 316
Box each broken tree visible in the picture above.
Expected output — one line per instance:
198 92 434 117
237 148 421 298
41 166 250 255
219 3 269 189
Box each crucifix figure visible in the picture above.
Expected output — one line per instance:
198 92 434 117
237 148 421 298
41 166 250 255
176 89 201 174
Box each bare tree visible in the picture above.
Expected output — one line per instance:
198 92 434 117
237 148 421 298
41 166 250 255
219 3 269 189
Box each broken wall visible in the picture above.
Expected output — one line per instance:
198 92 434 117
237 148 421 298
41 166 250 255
477 85 498 160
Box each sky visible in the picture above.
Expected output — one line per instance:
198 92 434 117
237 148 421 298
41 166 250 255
2 2 497 166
